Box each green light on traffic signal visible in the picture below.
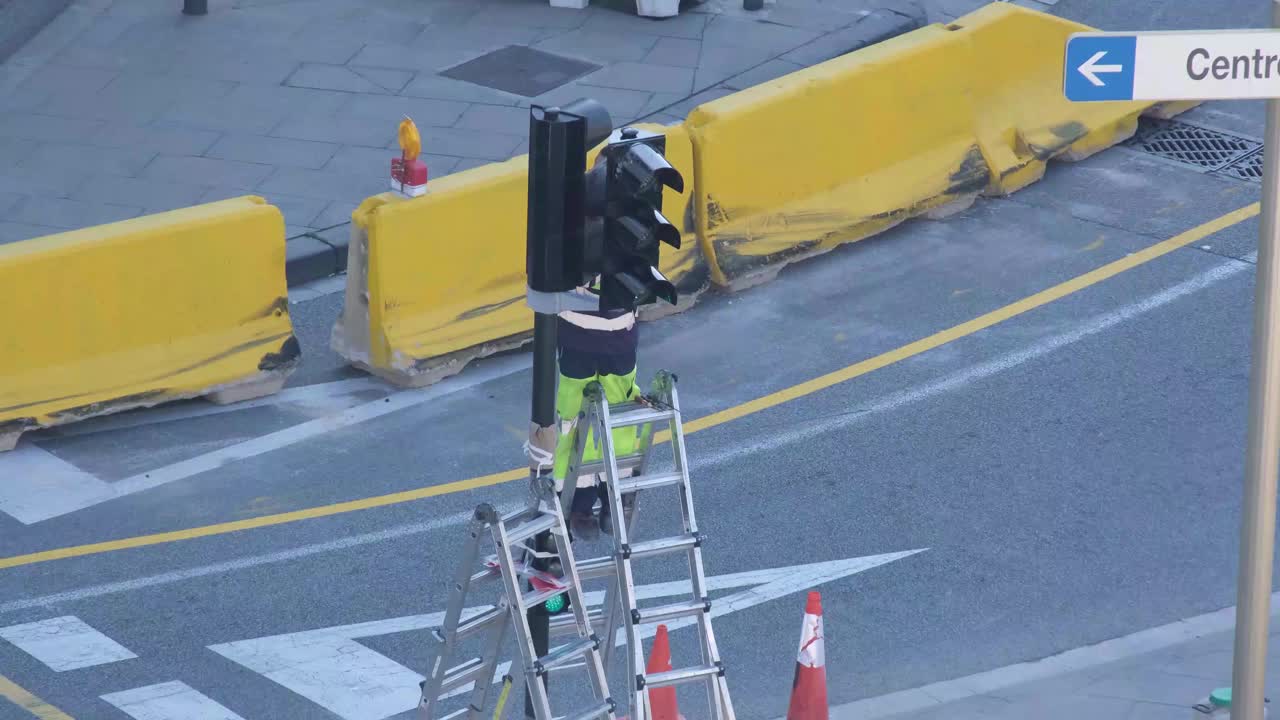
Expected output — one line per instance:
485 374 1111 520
544 594 567 614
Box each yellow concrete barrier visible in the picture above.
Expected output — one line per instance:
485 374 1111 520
686 24 990 291
331 123 704 388
0 197 299 451
960 3 1190 195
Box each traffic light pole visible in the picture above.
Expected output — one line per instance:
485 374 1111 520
526 313 556 720
523 99 613 720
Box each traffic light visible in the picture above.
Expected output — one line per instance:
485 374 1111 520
525 100 613 301
590 127 685 313
524 102 686 318
543 592 569 615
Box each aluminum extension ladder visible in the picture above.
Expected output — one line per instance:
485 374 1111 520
557 370 737 720
418 475 617 720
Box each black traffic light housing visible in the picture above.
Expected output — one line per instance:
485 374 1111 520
524 102 686 317
589 127 685 313
525 99 614 297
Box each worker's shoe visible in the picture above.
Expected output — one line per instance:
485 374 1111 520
599 493 636 537
570 511 600 541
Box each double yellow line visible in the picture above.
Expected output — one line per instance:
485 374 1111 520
0 202 1260 573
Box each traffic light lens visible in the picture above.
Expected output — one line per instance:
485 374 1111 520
544 594 567 614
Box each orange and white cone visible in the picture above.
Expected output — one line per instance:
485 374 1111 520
786 591 828 720
622 624 686 720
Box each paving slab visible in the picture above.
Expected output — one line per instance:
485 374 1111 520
0 0 931 283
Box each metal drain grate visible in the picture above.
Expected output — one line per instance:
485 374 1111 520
440 46 601 98
1218 148 1266 181
1124 118 1266 183
1126 120 1259 170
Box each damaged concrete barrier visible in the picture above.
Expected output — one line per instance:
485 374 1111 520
331 122 706 388
0 196 300 452
960 2 1195 195
685 23 989 292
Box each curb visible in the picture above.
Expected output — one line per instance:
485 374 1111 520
285 227 348 288
280 6 924 290
0 0 74 65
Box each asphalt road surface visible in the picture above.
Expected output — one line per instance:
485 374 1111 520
3 5 1279 720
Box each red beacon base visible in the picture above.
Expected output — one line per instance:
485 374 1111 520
391 157 429 197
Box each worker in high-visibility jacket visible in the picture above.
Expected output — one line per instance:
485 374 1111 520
553 276 644 540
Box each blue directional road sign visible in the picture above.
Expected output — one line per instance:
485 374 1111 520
1064 34 1137 102
1065 30 1280 103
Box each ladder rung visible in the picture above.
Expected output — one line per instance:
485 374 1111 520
575 555 617 580
645 663 723 689
550 607 605 636
625 533 700 561
506 513 558 544
575 452 643 478
469 566 499 584
439 657 487 694
618 471 684 494
609 405 675 429
634 597 710 625
561 699 617 720
432 605 504 644
535 636 599 675
522 584 569 611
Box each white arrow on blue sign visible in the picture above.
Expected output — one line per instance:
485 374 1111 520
1064 30 1280 103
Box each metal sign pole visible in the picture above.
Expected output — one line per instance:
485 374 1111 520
1231 4 1280 718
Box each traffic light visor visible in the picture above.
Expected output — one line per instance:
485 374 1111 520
618 142 684 195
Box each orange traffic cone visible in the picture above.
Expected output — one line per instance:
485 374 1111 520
646 625 683 720
786 591 828 720
622 624 685 720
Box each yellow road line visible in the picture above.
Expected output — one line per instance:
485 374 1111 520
0 202 1259 572
0 468 526 570
0 674 75 720
679 202 1260 435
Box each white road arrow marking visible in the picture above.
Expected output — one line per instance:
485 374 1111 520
1078 50 1123 87
102 681 248 720
0 615 137 671
209 550 925 720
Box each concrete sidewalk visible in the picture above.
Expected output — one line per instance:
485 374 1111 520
831 599 1280 720
0 0 1021 284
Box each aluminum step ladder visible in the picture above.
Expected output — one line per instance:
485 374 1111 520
557 370 736 720
418 475 616 720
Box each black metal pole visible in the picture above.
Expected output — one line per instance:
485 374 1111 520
531 315 558 428
526 313 556 720
182 0 208 15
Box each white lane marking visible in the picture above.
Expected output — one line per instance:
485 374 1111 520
0 508 504 614
0 444 113 524
697 252 1258 469
107 354 529 500
0 615 137 671
826 590 1280 720
209 551 924 720
0 353 529 524
0 378 396 523
47 377 392 439
101 680 247 720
